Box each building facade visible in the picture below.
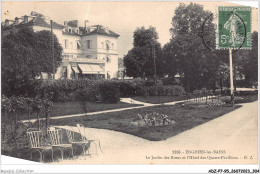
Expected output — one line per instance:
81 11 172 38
2 11 120 79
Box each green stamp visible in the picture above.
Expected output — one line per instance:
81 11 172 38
218 6 251 49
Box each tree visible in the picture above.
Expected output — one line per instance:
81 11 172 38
234 32 258 87
163 3 220 92
123 26 163 78
2 28 63 97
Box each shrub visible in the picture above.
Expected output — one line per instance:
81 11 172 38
117 81 136 97
23 79 186 103
144 79 155 86
142 85 185 96
115 79 145 97
162 76 179 85
36 79 93 102
72 82 101 102
99 81 120 103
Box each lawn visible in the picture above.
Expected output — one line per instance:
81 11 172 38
52 104 241 141
132 96 189 104
132 93 258 104
19 101 141 121
220 94 258 104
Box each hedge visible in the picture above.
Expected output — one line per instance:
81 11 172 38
8 79 186 103
35 79 146 102
142 85 186 96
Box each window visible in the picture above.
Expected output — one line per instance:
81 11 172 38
106 43 110 50
68 28 72 33
106 56 111 63
76 40 81 49
111 43 114 50
86 40 91 49
105 40 111 50
70 42 73 49
101 42 104 49
64 39 69 49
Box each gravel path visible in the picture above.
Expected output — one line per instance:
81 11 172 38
52 101 258 164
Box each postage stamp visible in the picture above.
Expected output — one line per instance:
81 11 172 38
217 6 251 49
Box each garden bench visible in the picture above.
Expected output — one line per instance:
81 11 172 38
76 124 103 156
65 128 91 157
27 128 53 162
47 128 74 160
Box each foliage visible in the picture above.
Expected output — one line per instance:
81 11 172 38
2 28 63 97
36 79 146 102
162 3 226 92
234 32 258 87
123 26 163 78
37 79 93 102
162 76 180 85
132 112 175 126
142 85 186 96
32 79 186 102
2 95 27 114
1 121 32 160
161 3 258 91
99 81 120 103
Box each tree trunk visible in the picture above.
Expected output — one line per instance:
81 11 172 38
45 107 50 132
212 78 216 91
220 79 223 93
85 101 88 113
28 103 31 122
37 111 40 130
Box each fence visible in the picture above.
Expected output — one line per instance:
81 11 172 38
185 90 222 105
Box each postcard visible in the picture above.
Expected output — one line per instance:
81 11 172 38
1 1 258 173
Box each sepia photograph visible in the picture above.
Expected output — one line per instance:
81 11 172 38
1 0 259 173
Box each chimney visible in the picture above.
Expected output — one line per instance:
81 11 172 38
24 15 28 22
64 21 67 26
15 17 22 25
15 17 18 24
2 22 5 27
5 19 9 26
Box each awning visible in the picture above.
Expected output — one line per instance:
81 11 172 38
90 64 104 72
71 66 79 73
60 66 67 74
78 64 105 74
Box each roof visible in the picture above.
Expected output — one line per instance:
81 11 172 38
2 16 33 31
2 12 64 31
62 31 80 36
82 25 120 38
33 14 64 29
2 12 120 38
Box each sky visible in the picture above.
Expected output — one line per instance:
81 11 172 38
2 1 258 58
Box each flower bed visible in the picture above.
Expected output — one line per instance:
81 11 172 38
131 112 175 126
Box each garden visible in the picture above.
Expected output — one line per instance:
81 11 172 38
1 77 258 162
